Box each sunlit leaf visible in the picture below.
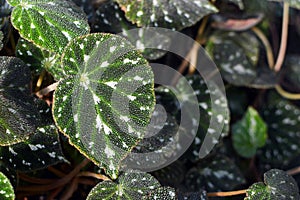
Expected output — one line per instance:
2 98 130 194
143 187 176 200
185 155 246 192
16 38 63 79
232 107 267 158
206 31 260 86
87 172 160 200
0 56 39 146
245 169 300 199
114 0 218 30
8 0 90 53
53 33 155 179
0 172 15 200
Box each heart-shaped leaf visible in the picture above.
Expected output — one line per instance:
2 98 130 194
0 56 39 146
16 38 63 79
232 107 267 158
245 169 300 199
0 125 65 172
87 172 161 200
206 31 260 87
184 155 246 192
7 0 90 53
114 0 218 30
0 172 15 200
269 0 300 9
258 92 300 167
143 187 176 200
53 33 155 179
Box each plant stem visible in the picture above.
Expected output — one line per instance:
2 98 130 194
275 84 300 100
287 166 300 176
274 2 289 72
207 189 247 197
77 171 111 181
36 69 47 91
251 27 275 69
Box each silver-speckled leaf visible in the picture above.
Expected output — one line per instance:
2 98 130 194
87 172 161 200
245 169 299 199
206 31 260 87
53 33 155 179
258 92 300 167
143 187 176 200
0 125 65 172
16 38 63 79
269 0 300 9
0 172 15 200
8 0 90 53
0 57 39 146
185 155 246 192
114 0 218 30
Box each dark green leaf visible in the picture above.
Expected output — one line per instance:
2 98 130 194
0 172 15 200
0 31 3 50
177 190 207 200
8 0 90 53
143 187 176 200
87 172 160 200
258 92 300 166
185 155 246 192
16 38 63 79
0 57 39 145
114 0 218 30
269 0 300 9
0 125 65 172
53 33 155 179
206 31 260 87
282 56 300 89
232 107 267 158
246 169 300 199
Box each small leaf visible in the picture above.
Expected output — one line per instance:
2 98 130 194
232 107 267 158
245 169 300 199
16 38 63 79
114 0 218 30
53 33 155 179
143 187 176 200
0 57 39 145
258 92 300 166
0 125 65 172
87 172 160 200
185 155 246 192
206 31 260 86
269 0 300 9
8 0 90 53
0 172 15 200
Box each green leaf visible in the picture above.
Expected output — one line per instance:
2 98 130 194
232 107 268 158
245 169 300 199
0 31 3 50
0 172 15 200
0 125 65 172
258 92 300 166
0 56 39 146
16 38 63 79
8 0 90 53
53 33 155 179
87 172 161 200
269 0 300 9
185 155 246 192
114 0 218 30
206 31 260 87
143 187 176 200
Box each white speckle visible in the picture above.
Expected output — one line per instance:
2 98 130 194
8 108 16 114
120 115 130 122
96 115 102 130
93 94 100 103
150 14 155 22
133 76 143 81
48 152 56 158
110 46 116 52
84 54 90 63
217 114 224 123
28 144 38 151
75 133 80 138
80 73 90 90
9 147 17 156
104 81 117 89
74 114 78 122
127 95 136 101
30 23 35 29
100 61 109 68
137 11 143 17
63 96 68 101
199 102 208 109
164 15 173 23
103 124 111 135
105 146 115 158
